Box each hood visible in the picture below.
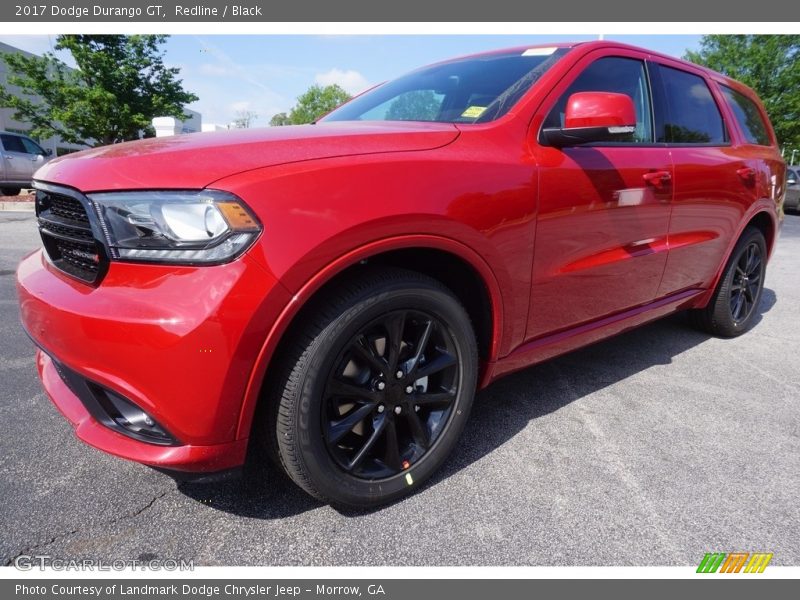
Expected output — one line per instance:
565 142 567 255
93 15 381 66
34 121 460 192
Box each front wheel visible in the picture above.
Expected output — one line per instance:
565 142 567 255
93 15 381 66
690 226 767 337
265 267 478 508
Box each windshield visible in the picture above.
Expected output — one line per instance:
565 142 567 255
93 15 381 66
322 47 570 125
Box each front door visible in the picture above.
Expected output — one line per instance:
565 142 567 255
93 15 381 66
0 134 36 184
526 53 673 341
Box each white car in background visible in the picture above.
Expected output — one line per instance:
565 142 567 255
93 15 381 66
1 131 52 196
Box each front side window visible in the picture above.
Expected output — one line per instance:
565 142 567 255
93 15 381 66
323 48 569 124
720 85 771 146
657 66 726 144
542 56 654 143
20 137 44 156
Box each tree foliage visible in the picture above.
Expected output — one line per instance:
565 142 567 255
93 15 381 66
286 84 351 125
385 90 440 121
0 35 197 146
269 112 291 127
232 109 258 129
684 35 800 150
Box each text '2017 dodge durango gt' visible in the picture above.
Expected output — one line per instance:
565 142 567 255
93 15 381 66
17 42 786 507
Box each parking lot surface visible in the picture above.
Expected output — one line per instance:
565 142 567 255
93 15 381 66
1 211 798 566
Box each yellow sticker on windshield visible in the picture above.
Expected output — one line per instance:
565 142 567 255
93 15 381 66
461 106 486 119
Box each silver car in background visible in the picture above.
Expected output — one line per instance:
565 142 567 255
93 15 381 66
1 131 52 196
786 167 800 213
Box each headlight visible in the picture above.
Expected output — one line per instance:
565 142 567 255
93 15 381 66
87 190 261 264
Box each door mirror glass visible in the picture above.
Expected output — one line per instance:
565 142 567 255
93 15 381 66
542 92 637 147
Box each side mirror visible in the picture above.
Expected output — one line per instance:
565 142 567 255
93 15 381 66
44 148 53 157
542 92 637 147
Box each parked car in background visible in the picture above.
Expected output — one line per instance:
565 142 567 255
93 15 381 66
785 167 799 212
17 41 785 508
1 131 52 196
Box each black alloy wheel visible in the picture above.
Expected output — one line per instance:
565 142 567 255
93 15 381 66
690 226 767 337
264 267 478 508
323 309 459 479
729 241 763 324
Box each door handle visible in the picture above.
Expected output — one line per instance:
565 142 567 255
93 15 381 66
3 154 13 160
643 170 672 188
737 167 756 181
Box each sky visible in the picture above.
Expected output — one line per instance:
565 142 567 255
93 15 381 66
0 34 702 128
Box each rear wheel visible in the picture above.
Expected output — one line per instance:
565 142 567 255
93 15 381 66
265 268 478 508
1 187 21 196
690 227 767 337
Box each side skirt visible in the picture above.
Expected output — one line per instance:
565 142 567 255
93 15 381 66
483 288 703 386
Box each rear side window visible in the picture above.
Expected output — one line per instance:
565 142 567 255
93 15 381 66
543 56 654 143
657 66 726 145
0 134 26 153
720 85 772 146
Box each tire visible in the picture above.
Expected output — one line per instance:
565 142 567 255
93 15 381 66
690 226 767 337
1 187 21 196
264 267 478 508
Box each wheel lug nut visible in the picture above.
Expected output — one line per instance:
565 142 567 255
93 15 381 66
377 405 385 413
395 370 404 379
405 385 413 394
377 381 386 391
415 405 420 412
394 406 402 415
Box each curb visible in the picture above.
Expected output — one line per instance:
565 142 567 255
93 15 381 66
0 202 34 212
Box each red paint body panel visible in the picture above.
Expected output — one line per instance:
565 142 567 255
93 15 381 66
34 122 460 191
17 41 784 473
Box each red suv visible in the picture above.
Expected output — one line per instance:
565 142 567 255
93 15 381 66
17 42 785 507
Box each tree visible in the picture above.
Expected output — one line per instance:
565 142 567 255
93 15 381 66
386 90 440 121
0 35 198 147
269 112 291 127
288 84 351 125
684 35 800 150
232 109 257 129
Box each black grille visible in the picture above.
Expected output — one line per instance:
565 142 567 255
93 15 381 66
36 188 107 284
49 194 90 225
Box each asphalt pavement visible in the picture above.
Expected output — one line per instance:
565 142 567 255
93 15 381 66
1 210 798 566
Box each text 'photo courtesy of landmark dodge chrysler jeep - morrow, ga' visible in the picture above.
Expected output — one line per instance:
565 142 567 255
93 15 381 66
17 41 785 507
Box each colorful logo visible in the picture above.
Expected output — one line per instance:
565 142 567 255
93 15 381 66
697 552 773 573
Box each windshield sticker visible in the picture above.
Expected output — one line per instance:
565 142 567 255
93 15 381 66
461 106 487 118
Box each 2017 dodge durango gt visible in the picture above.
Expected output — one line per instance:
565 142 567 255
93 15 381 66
17 42 786 507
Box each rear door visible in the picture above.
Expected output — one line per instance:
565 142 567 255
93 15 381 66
650 62 760 295
0 133 36 183
526 50 673 340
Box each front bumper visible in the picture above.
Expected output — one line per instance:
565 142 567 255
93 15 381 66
17 248 291 472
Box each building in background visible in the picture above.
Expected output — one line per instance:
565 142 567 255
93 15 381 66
0 42 88 157
202 123 228 133
152 109 202 137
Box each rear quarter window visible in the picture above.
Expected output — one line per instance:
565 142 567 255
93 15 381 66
720 85 772 146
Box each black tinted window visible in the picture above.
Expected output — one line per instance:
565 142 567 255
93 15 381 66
1 134 26 153
721 85 771 146
20 137 44 155
658 66 726 144
543 57 653 143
